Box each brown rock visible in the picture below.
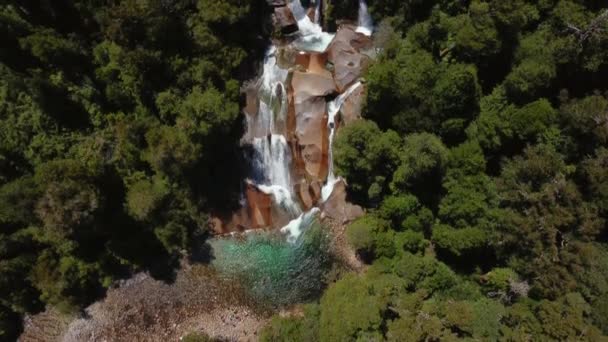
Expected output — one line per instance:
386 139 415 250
209 206 253 234
308 53 331 77
307 6 316 22
273 6 298 34
301 144 327 180
294 181 314 210
294 52 331 78
245 183 272 228
290 70 336 180
291 70 336 98
310 180 322 202
340 84 365 125
292 95 328 180
294 51 310 70
209 216 224 234
321 179 364 224
327 26 370 92
242 81 258 118
293 96 326 145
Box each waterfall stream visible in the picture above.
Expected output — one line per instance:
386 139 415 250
288 0 334 52
314 0 322 25
356 0 374 36
321 81 362 202
248 46 303 239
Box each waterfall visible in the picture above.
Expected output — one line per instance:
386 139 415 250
210 0 372 309
240 3 368 243
252 134 300 217
252 135 292 189
288 0 322 36
288 0 334 52
355 0 373 36
248 46 302 228
314 0 322 24
281 207 320 244
247 47 288 138
321 81 362 201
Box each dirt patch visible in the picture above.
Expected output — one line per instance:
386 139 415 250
323 217 366 273
20 308 73 342
20 264 271 342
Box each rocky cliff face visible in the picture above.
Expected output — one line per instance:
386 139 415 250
212 0 372 235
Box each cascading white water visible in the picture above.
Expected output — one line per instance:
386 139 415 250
355 0 373 36
281 207 320 244
252 135 301 216
321 81 362 201
248 47 289 138
252 135 291 189
248 47 303 232
314 0 322 25
288 0 334 52
288 0 321 36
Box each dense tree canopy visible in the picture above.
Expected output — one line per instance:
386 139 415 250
0 0 271 339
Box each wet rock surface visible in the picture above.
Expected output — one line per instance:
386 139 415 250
220 2 371 233
245 182 273 229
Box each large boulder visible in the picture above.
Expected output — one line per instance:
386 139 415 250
291 70 336 180
291 70 336 97
321 179 364 223
242 81 258 118
340 83 365 125
293 95 328 180
326 26 371 92
273 6 298 34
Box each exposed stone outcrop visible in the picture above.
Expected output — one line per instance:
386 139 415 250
273 6 298 35
321 179 364 224
327 25 372 92
245 182 273 229
291 70 336 180
291 70 336 97
242 81 258 118
341 83 365 125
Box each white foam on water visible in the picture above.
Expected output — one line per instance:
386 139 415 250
281 207 320 244
288 0 335 52
257 184 301 216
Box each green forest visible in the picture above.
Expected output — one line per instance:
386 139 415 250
0 0 271 338
1 0 608 341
